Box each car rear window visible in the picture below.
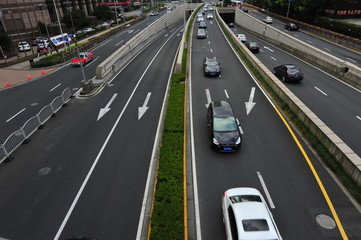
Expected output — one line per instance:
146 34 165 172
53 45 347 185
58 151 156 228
242 219 270 231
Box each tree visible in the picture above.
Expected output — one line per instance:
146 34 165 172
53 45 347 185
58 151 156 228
0 33 13 52
62 9 90 31
93 5 113 21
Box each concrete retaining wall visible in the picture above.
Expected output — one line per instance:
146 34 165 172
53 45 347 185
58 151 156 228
216 9 361 187
233 8 361 91
95 4 199 83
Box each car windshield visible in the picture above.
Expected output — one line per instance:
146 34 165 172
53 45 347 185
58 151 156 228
214 117 237 132
206 59 218 66
249 42 258 46
286 65 299 71
79 54 86 58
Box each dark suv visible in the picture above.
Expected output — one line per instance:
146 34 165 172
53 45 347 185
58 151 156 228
207 101 242 152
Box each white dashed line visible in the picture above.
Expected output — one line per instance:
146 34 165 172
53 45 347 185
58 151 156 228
224 89 229 98
307 40 313 44
346 57 357 63
357 116 361 121
50 83 61 92
324 48 332 52
257 172 275 209
271 56 277 61
6 108 26 122
210 49 213 53
314 86 328 96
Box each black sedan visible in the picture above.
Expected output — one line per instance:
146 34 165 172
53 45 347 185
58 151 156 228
285 22 299 31
245 42 260 53
206 101 242 152
203 57 221 77
273 64 304 82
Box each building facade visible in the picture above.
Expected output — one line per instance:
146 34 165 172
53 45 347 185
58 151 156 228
325 0 361 19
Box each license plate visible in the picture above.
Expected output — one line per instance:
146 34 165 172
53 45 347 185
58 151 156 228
210 73 215 75
224 147 232 151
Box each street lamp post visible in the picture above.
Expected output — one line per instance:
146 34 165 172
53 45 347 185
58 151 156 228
287 0 292 18
63 0 86 82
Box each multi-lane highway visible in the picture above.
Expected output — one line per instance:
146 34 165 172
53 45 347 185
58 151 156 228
188 6 361 240
230 22 361 158
247 8 361 67
0 12 183 239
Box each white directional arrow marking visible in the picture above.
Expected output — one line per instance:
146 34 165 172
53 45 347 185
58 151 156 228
138 92 152 120
97 93 118 121
245 87 256 115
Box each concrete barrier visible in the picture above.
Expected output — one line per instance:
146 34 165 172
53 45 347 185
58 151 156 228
233 8 361 91
215 8 361 187
95 4 199 84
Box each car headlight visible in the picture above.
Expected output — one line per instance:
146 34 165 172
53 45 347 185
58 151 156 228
235 137 241 145
213 138 219 145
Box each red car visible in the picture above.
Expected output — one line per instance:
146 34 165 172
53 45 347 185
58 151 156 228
71 51 94 66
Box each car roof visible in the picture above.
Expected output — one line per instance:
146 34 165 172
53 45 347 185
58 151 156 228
211 101 234 117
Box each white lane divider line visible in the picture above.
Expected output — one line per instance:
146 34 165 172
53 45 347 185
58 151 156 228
208 41 211 45
271 56 277 61
257 171 276 209
210 48 213 53
224 89 229 99
307 40 313 44
314 86 328 96
205 89 212 108
346 57 357 63
6 108 26 122
115 40 124 46
324 48 332 52
50 83 62 92
356 116 361 121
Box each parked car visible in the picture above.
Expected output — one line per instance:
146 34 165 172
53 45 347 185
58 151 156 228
222 187 282 240
237 34 247 43
71 51 94 66
203 57 221 77
263 16 273 24
285 22 299 31
245 42 260 53
199 21 207 29
206 13 214 19
37 38 50 49
207 101 242 152
18 41 31 52
197 29 207 39
150 11 159 16
76 30 84 35
273 64 304 82
228 22 235 28
83 27 95 33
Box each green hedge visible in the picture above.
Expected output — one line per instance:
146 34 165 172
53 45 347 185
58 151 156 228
150 74 185 240
315 16 361 39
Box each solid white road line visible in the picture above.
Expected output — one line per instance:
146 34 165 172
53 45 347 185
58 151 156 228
314 86 328 96
357 116 361 121
257 171 276 209
50 83 61 92
346 57 357 63
271 56 277 61
115 40 124 46
324 48 332 52
6 108 26 122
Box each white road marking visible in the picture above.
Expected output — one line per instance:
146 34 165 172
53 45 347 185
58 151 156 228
208 41 211 45
128 29 134 34
50 83 61 92
314 86 328 96
264 46 274 52
85 58 98 67
210 48 213 53
224 89 229 98
346 57 357 63
294 34 299 37
257 172 276 209
205 89 212 108
324 48 332 52
115 40 124 46
236 119 244 134
271 56 277 61
259 49 264 53
356 116 361 121
307 40 313 44
6 108 26 122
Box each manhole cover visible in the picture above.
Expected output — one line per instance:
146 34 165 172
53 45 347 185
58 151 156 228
37 167 51 176
316 214 336 229
30 103 39 107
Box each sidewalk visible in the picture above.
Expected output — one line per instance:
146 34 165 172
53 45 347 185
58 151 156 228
0 59 60 90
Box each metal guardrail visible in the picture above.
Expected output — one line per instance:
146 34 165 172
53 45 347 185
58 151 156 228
0 87 72 164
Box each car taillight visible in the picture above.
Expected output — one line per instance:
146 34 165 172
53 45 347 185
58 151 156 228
301 74 304 77
288 74 292 77
223 192 226 197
